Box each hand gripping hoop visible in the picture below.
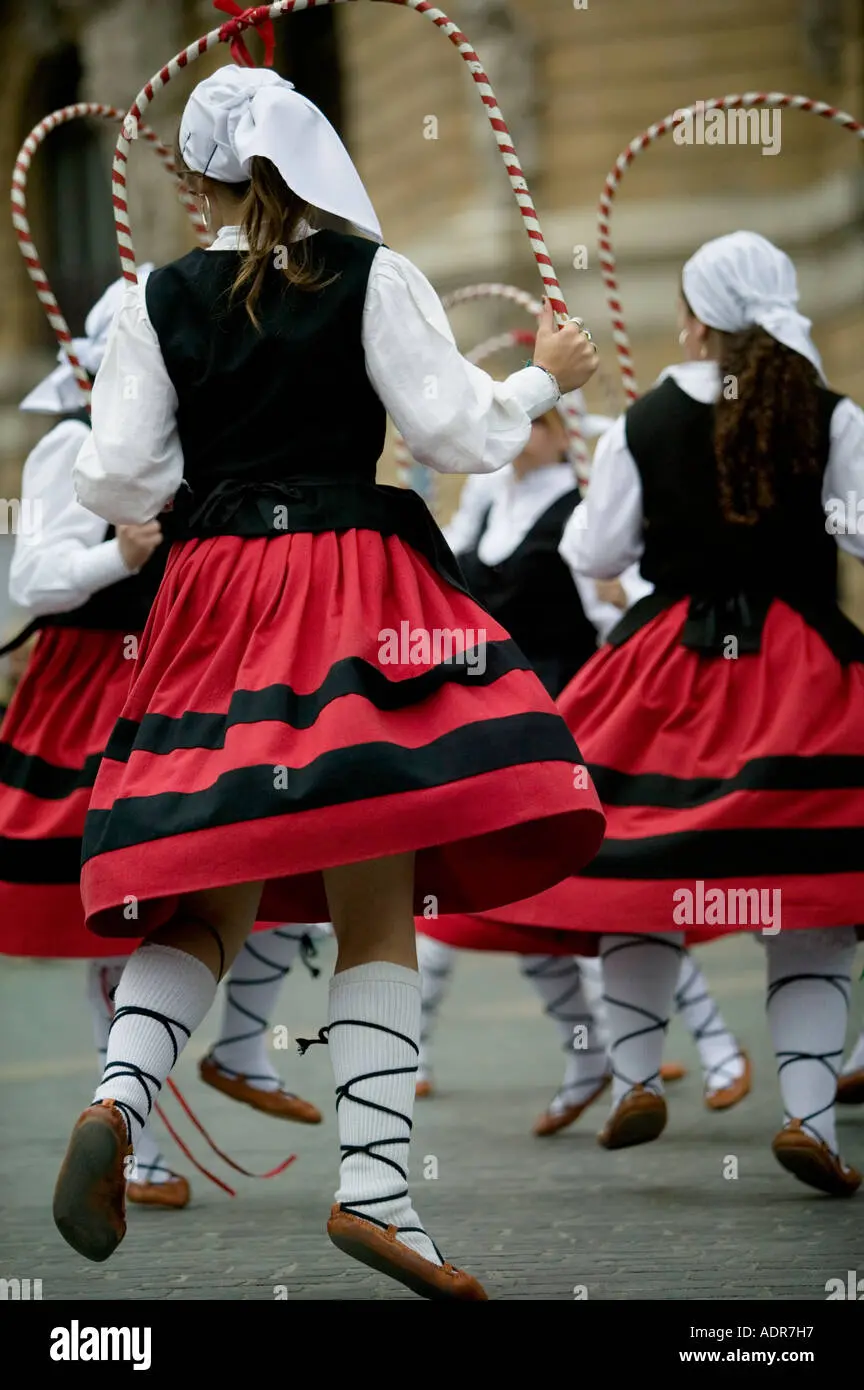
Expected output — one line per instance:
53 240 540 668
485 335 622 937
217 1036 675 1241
598 92 864 400
12 103 210 408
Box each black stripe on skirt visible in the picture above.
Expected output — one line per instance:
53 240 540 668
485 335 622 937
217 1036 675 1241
104 640 532 763
0 744 102 799
589 756 864 810
83 712 583 861
581 826 864 878
0 836 83 883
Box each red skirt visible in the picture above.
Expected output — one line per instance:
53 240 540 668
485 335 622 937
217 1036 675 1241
422 598 864 951
0 627 140 957
80 532 605 937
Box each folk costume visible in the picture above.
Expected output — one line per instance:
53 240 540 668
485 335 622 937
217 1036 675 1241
54 66 603 1299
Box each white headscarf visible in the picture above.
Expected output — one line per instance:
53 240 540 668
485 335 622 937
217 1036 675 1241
20 265 154 414
179 65 382 242
681 231 824 380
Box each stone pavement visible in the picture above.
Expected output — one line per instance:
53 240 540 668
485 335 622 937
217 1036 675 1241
1 935 862 1301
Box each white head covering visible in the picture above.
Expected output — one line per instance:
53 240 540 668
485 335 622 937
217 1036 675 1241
179 65 382 242
20 265 154 414
681 231 823 379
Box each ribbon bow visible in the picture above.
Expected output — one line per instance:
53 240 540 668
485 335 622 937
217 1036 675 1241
214 0 276 68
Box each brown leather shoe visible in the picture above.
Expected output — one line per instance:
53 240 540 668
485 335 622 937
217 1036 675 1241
53 1099 132 1262
127 1174 191 1209
327 1207 488 1300
705 1051 752 1111
199 1055 322 1123
415 1078 434 1099
836 1068 864 1105
660 1061 687 1081
533 1075 610 1136
772 1121 861 1197
598 1085 667 1150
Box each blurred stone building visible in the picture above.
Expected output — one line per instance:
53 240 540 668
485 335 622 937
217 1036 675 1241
0 0 862 613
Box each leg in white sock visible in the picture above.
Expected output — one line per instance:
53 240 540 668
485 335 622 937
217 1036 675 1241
600 933 685 1108
416 934 456 1088
519 955 609 1114
93 942 218 1148
766 926 856 1155
209 925 317 1092
673 951 746 1095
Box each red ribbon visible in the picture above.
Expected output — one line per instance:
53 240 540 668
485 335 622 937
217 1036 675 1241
214 1 276 68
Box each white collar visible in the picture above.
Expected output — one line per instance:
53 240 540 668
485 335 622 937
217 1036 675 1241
507 462 576 491
206 221 318 251
654 359 720 404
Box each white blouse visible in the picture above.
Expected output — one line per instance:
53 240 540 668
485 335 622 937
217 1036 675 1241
72 227 560 525
560 359 864 578
443 461 627 641
9 420 132 616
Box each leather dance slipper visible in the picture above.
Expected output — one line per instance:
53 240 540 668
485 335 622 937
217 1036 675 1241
327 1206 488 1300
705 1051 752 1111
533 1075 611 1136
127 1174 191 1209
53 1099 132 1262
598 1084 668 1150
836 1068 864 1105
199 1055 322 1123
771 1120 861 1197
660 1061 687 1081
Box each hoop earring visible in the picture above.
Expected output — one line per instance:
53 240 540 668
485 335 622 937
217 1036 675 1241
699 344 708 360
202 194 212 230
678 329 689 347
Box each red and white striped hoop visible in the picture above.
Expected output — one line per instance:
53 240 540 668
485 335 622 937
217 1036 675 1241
111 0 571 323
598 93 864 400
12 103 209 405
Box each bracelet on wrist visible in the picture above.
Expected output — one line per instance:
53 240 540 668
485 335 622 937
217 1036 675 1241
526 361 562 400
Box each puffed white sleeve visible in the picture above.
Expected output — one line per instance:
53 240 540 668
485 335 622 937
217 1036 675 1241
363 248 559 475
9 420 134 615
73 282 184 524
558 415 644 579
822 398 864 560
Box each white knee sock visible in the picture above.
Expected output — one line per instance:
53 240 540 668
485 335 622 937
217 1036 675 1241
519 955 609 1111
578 956 611 1050
209 926 317 1091
766 926 856 1154
674 951 744 1093
416 935 456 1084
600 933 685 1107
86 959 174 1183
842 1028 864 1075
327 962 442 1266
92 943 217 1147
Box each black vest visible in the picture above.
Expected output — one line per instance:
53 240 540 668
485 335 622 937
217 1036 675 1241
0 414 168 656
458 487 599 697
145 230 386 492
608 376 864 661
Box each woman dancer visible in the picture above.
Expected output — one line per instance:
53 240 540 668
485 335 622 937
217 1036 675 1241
550 231 864 1194
1 275 323 1208
55 65 602 1299
417 459 749 1128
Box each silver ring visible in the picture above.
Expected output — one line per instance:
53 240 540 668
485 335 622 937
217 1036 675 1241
568 316 585 328
583 329 593 342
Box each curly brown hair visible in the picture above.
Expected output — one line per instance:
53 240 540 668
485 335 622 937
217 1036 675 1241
682 293 823 525
175 144 337 328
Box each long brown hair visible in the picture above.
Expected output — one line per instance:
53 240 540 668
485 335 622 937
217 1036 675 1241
176 146 338 327
682 292 823 525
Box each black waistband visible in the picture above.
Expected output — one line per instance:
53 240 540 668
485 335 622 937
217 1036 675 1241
161 476 471 598
606 588 864 665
